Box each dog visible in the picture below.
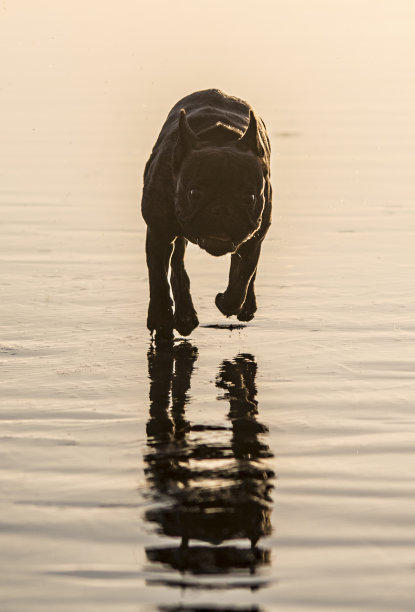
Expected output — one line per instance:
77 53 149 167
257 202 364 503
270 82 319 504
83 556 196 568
141 89 272 341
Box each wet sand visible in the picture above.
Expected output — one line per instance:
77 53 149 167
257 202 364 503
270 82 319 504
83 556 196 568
1 1 415 610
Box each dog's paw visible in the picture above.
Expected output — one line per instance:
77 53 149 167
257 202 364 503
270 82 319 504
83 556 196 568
215 292 242 317
174 308 199 336
147 303 174 341
237 308 256 322
237 294 257 322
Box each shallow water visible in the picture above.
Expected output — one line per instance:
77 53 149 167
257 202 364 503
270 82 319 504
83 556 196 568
2 1 415 610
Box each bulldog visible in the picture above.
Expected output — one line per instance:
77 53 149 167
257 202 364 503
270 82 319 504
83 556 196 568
141 89 272 341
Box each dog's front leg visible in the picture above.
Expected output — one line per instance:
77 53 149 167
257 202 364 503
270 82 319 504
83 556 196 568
215 236 262 318
170 237 199 336
146 228 175 341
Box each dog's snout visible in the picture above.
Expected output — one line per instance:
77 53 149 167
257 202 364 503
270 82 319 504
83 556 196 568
209 204 222 217
209 203 232 219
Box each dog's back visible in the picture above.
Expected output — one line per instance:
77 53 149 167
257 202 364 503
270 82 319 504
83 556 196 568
144 89 270 182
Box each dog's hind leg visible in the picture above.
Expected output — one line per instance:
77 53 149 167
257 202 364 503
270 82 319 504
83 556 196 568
171 237 199 336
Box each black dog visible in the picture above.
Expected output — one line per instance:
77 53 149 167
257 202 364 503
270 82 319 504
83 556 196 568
141 89 272 340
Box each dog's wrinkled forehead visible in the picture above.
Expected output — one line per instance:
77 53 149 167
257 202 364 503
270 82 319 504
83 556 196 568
179 148 264 191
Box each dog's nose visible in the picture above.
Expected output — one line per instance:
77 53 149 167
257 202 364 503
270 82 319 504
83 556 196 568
209 204 222 216
210 203 232 219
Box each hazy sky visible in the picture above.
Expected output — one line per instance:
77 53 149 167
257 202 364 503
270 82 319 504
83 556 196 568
2 0 414 216
2 0 415 110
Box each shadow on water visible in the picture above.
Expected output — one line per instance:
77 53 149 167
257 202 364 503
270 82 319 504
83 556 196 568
201 324 247 330
144 341 275 595
159 606 262 612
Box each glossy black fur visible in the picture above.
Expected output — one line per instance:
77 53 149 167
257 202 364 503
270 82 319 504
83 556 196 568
141 89 272 341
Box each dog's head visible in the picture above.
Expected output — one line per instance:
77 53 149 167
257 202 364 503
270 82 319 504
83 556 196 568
173 109 267 256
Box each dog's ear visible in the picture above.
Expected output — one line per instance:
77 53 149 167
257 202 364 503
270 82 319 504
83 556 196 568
173 109 197 174
238 110 265 157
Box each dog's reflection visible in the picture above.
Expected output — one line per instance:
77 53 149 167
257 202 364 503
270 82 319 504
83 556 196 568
144 342 274 588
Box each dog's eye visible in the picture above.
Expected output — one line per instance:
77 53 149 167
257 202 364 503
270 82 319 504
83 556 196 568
189 188 203 202
245 193 256 204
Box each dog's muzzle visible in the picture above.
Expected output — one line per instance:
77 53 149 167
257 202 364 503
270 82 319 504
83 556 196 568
198 236 237 256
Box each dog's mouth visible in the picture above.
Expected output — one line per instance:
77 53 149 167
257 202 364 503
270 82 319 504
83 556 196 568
198 236 237 256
